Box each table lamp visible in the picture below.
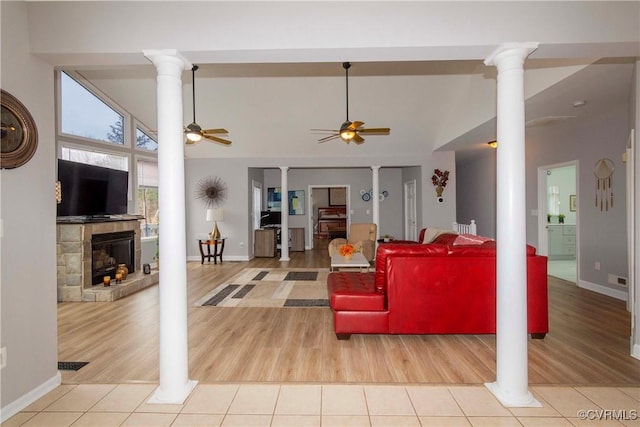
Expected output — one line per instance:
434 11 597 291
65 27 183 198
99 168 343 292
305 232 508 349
206 208 224 239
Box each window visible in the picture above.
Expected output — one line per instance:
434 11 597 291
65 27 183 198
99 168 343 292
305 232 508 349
57 70 157 234
60 146 128 171
137 160 159 237
60 72 125 144
136 128 158 152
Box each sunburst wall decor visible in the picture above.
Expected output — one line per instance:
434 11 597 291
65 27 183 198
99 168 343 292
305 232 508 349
195 176 228 208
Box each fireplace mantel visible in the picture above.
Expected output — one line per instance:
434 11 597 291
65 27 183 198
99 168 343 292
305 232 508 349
56 219 157 302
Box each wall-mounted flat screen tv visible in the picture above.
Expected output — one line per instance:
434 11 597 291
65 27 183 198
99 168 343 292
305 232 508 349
57 159 129 217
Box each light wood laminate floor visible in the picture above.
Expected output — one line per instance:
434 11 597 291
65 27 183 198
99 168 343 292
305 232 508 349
58 239 640 386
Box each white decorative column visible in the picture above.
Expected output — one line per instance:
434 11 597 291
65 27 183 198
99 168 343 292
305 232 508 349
371 165 381 239
143 49 197 404
279 167 290 261
484 43 540 407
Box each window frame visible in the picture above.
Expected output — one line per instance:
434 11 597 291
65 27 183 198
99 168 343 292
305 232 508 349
57 70 132 148
135 154 159 240
134 119 159 153
55 69 158 228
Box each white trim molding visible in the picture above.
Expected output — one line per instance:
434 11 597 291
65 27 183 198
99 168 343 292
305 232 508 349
0 372 61 423
579 280 628 301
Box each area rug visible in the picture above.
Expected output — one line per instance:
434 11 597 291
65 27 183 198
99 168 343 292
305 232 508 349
196 268 331 308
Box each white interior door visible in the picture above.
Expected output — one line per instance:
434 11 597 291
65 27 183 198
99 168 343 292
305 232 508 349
404 179 417 241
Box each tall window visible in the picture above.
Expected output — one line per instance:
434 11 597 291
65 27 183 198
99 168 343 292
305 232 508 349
57 70 158 238
60 72 125 144
137 160 159 237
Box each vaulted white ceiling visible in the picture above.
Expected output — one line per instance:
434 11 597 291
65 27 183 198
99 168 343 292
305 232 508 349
26 1 639 163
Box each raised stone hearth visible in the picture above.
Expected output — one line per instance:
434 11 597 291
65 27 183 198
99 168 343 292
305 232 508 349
56 218 158 302
82 269 159 302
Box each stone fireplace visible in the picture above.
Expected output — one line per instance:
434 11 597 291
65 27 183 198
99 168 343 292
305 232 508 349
91 231 135 286
57 218 158 302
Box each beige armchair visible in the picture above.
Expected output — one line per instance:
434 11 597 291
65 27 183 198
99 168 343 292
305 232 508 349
328 223 378 261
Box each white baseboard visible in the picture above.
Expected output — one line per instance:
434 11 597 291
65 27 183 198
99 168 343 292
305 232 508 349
578 280 628 301
1 371 61 423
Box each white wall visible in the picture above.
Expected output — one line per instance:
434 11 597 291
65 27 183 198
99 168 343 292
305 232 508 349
184 153 455 260
457 101 631 295
457 152 497 237
527 105 629 289
0 2 59 419
264 167 405 240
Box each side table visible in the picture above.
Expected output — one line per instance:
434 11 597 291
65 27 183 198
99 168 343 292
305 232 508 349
198 237 226 264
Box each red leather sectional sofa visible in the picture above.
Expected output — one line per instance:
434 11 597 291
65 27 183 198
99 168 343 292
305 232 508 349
327 230 548 339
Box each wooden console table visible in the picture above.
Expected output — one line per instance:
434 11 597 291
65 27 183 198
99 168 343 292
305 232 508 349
198 237 226 264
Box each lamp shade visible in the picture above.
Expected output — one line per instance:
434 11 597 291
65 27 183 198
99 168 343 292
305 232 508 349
206 208 224 222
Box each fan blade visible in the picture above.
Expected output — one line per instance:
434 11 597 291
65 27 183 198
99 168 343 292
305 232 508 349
353 133 365 144
311 128 340 132
359 127 390 134
185 139 196 145
317 133 340 142
203 134 232 145
202 128 229 134
350 121 364 130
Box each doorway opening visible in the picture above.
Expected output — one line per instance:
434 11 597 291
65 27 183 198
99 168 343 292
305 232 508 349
538 161 579 283
306 185 350 250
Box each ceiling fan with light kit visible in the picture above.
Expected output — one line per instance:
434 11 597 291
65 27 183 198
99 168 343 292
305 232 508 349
184 65 232 146
312 62 390 144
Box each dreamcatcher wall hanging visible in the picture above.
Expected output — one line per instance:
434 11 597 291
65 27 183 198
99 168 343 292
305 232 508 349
594 158 614 211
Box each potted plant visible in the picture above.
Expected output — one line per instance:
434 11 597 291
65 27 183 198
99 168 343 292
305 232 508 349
558 214 565 224
383 234 392 242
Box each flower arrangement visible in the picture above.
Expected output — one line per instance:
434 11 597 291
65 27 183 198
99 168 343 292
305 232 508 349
339 243 356 258
431 169 449 188
432 169 450 198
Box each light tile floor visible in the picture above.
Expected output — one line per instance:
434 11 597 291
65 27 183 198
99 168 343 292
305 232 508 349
548 260 577 283
3 383 639 426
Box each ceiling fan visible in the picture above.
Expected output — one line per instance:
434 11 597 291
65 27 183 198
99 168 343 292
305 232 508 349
311 62 390 144
184 65 232 146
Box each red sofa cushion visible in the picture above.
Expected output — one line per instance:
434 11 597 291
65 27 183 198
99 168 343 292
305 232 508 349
328 272 384 311
374 243 448 293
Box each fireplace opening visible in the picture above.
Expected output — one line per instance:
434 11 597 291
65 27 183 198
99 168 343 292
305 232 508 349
91 231 135 286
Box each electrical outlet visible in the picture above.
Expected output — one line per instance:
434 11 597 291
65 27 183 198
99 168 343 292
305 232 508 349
0 347 6 369
595 262 601 271
239 242 245 248
608 274 628 287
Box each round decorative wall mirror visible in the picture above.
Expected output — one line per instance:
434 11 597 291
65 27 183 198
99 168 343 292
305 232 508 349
1 89 38 169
